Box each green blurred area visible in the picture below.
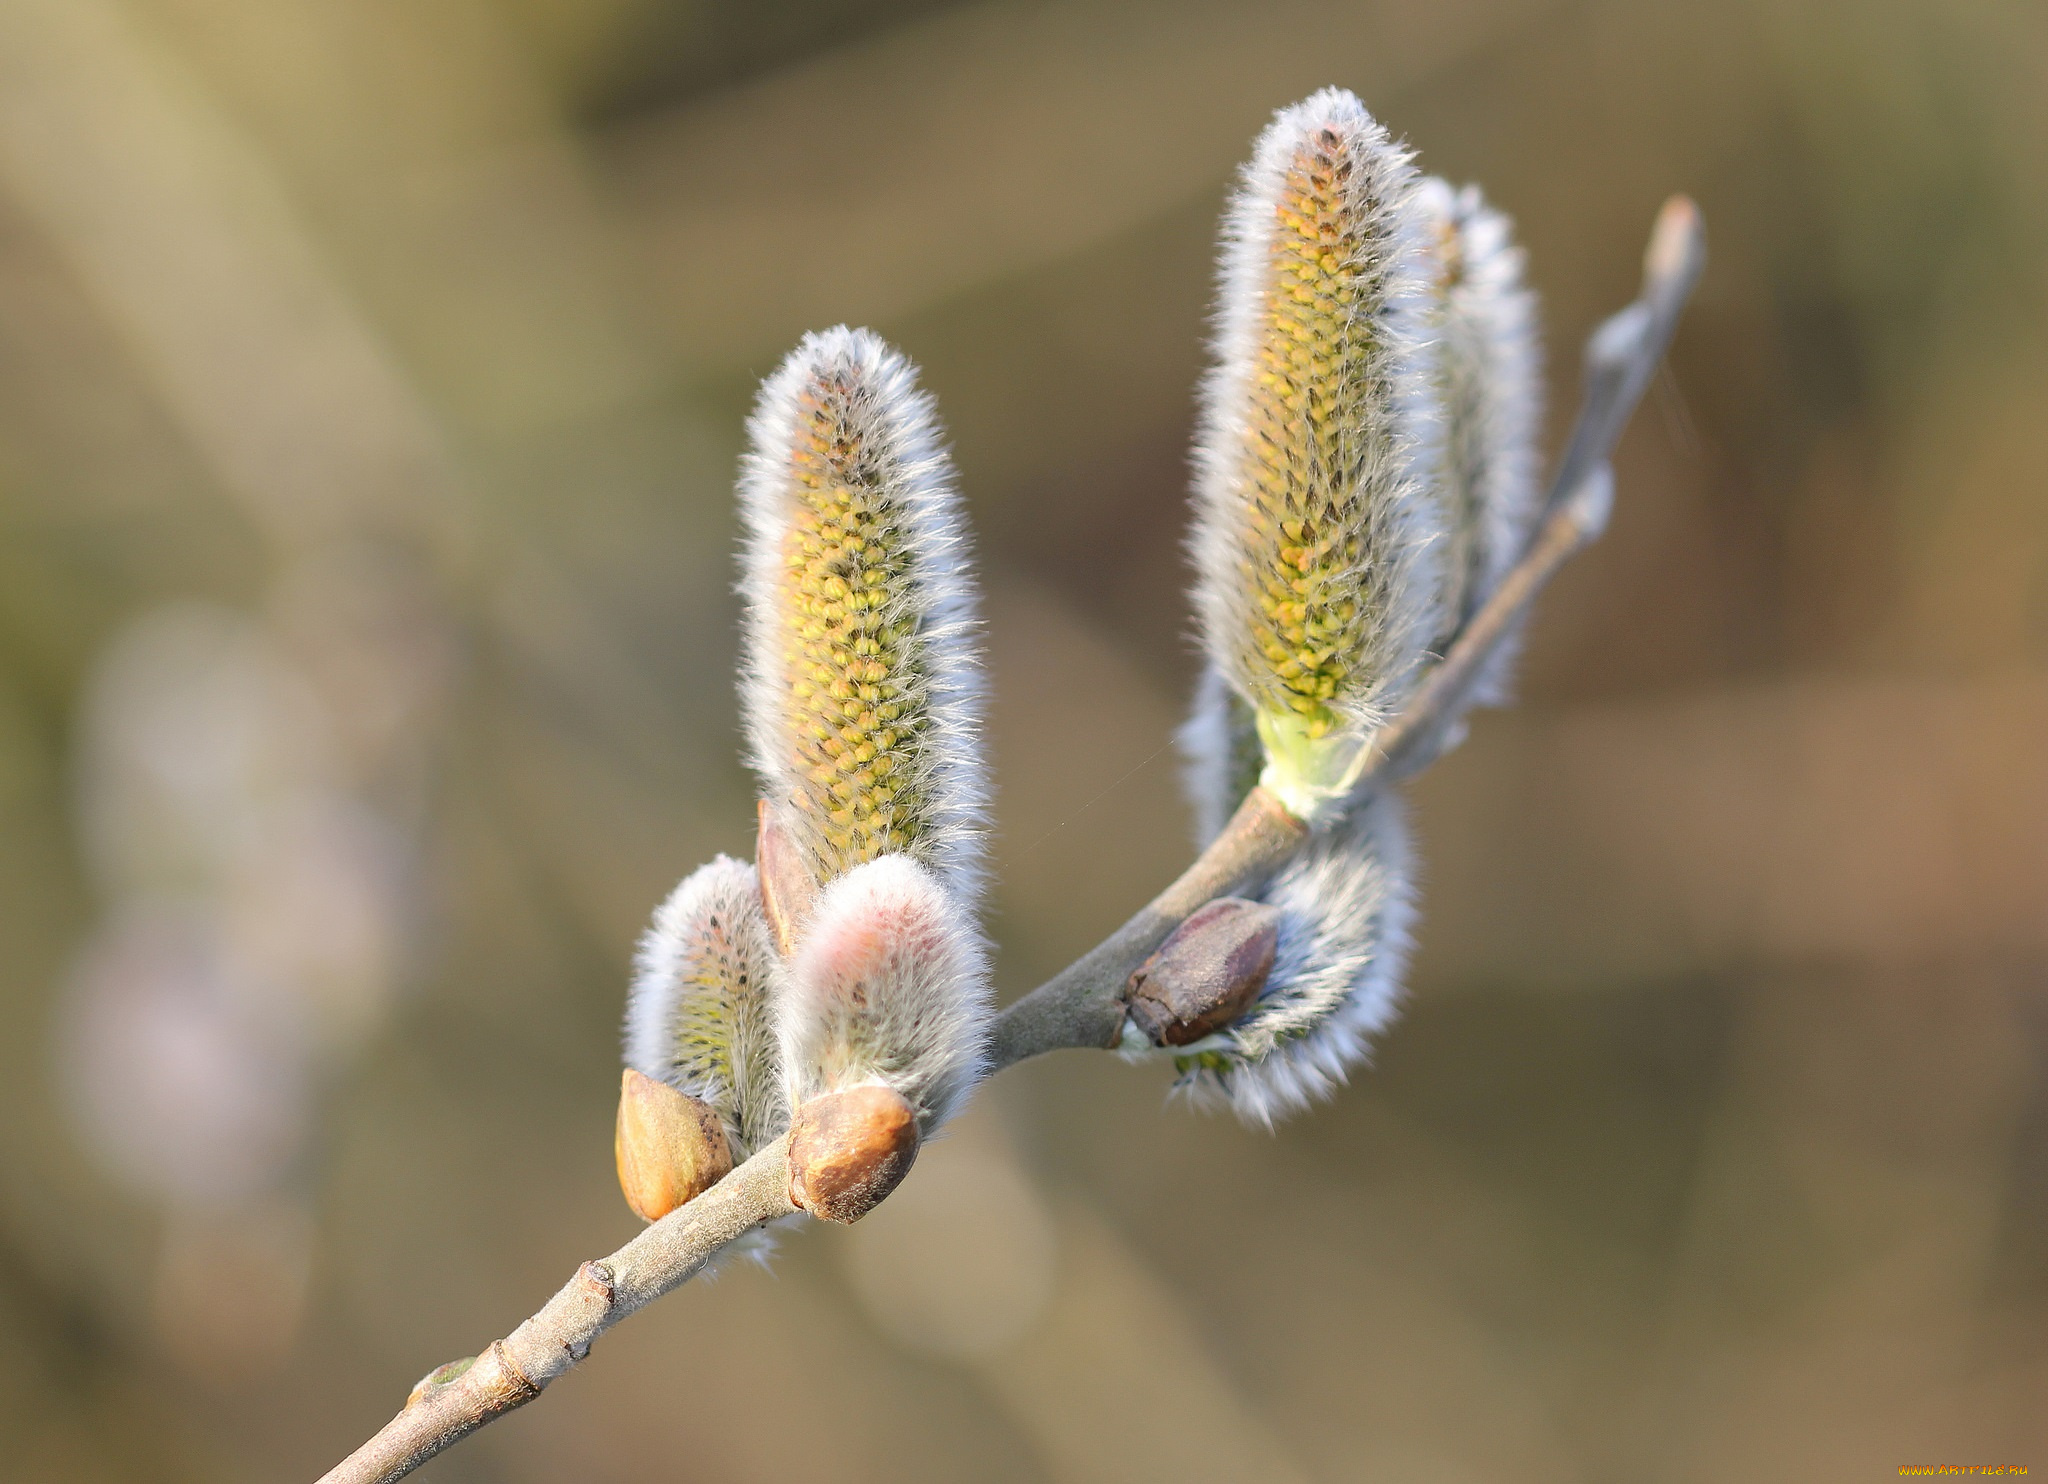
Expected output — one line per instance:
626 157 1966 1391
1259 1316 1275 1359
2 0 2046 1479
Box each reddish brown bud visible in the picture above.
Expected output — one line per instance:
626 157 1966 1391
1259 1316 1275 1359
757 798 820 957
1124 896 1280 1047
787 1085 920 1224
615 1068 735 1223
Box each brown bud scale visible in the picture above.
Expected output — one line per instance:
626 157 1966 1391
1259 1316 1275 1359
787 1084 919 1224
756 798 820 957
615 1068 735 1223
1125 896 1280 1047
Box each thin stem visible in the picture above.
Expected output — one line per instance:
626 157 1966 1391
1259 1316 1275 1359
317 1139 794 1484
1377 195 1705 776
315 197 1704 1484
988 785 1308 1066
1545 195 1707 534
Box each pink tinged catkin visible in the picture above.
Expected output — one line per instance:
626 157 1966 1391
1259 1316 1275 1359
776 853 990 1133
1188 87 1447 820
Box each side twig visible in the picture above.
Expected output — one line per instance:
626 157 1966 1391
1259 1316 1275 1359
316 195 1704 1484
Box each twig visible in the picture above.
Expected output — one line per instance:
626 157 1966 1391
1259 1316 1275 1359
990 196 1706 1057
1375 194 1706 777
316 196 1704 1484
989 785 1310 1064
317 1140 794 1484
1547 196 1707 532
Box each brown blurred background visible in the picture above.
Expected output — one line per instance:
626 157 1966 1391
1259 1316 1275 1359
1 0 2044 1479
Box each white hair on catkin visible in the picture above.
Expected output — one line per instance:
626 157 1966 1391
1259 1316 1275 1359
1176 661 1263 849
625 856 786 1155
1416 176 1544 711
737 326 987 903
1189 87 1446 754
1172 791 1416 1128
777 853 990 1132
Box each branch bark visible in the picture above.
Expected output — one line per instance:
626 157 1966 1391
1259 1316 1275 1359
317 196 1704 1484
317 1140 794 1484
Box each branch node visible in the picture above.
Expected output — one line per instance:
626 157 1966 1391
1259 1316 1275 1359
482 1340 541 1406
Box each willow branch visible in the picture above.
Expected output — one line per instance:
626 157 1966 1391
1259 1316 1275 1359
316 196 1704 1484
317 1139 794 1484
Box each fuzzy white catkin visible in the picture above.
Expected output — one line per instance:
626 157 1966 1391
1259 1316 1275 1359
777 853 990 1132
1177 661 1264 850
624 856 786 1155
1189 87 1446 818
736 326 988 902
1416 176 1544 712
734 327 995 1134
1171 791 1416 1128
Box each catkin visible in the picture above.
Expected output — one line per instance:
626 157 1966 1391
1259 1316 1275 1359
1169 792 1416 1128
1417 176 1543 704
776 854 990 1133
624 856 785 1154
1189 87 1445 814
737 327 987 899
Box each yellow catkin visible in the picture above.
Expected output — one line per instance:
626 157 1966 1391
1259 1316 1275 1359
775 371 929 879
1237 126 1385 740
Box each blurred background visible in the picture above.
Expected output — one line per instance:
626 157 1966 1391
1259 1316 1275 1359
0 0 2043 1479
